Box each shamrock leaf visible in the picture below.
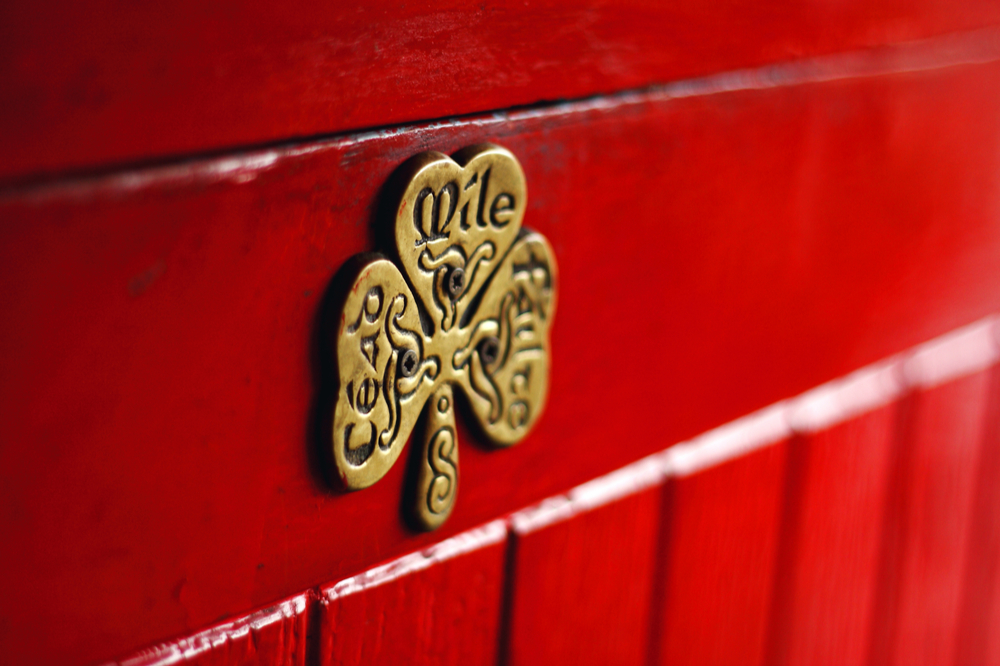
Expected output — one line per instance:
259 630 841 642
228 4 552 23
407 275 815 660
331 144 557 530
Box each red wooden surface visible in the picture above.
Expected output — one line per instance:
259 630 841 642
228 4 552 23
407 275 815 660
656 444 788 664
5 28 1000 664
766 407 898 664
957 365 1000 664
3 2 1000 183
504 480 663 664
317 522 506 665
116 594 309 666
101 323 1000 665
874 371 994 664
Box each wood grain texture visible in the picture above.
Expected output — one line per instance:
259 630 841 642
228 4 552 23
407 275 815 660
117 594 309 666
84 327 1000 665
766 406 898 664
6 43 1000 663
3 2 1000 182
317 523 506 665
504 486 662 665
957 365 1000 663
655 444 788 664
872 371 994 664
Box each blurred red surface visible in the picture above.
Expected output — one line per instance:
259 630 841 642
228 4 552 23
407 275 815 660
506 486 663 664
657 444 789 664
874 372 993 664
317 524 507 665
767 409 897 664
3 0 1000 181
3 4 1000 665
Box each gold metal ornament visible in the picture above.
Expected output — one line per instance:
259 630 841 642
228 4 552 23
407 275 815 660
331 144 557 530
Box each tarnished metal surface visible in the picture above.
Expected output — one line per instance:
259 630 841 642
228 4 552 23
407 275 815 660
331 144 558 529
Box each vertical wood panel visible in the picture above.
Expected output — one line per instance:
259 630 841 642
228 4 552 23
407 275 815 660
655 443 788 665
767 405 897 664
873 371 993 664
504 485 663 665
317 522 507 665
957 365 1000 663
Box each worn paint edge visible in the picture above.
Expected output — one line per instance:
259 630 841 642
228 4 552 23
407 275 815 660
9 26 1000 205
114 316 1000 660
509 453 666 534
510 315 1000 534
323 519 507 601
115 594 308 666
903 316 1000 388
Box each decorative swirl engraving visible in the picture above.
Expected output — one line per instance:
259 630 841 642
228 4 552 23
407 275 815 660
330 144 557 530
414 385 459 528
332 260 439 488
452 233 555 445
396 145 525 335
427 428 457 514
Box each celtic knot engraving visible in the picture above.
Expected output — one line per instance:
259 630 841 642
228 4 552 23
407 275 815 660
331 144 558 530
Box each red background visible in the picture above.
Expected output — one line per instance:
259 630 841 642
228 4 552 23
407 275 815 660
2 3 1000 664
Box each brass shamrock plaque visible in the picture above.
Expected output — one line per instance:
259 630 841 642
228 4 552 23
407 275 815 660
331 144 557 530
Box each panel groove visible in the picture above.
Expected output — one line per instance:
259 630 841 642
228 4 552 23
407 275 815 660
956 364 1000 663
644 481 675 665
9 56 1000 657
868 391 920 664
116 319 1000 665
763 434 812 665
495 531 519 666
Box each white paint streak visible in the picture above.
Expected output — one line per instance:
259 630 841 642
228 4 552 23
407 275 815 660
118 595 308 666
570 453 665 512
324 519 507 600
11 143 328 205
117 319 1000 662
504 27 1000 124
650 27 1000 103
787 359 904 434
903 317 999 389
12 26 1000 205
508 315 1000 532
510 453 665 535
510 496 574 535
665 402 791 478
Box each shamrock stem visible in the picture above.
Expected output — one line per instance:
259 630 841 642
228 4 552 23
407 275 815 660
413 383 459 530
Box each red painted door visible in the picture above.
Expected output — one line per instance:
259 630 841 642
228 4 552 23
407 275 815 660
3 3 1000 664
